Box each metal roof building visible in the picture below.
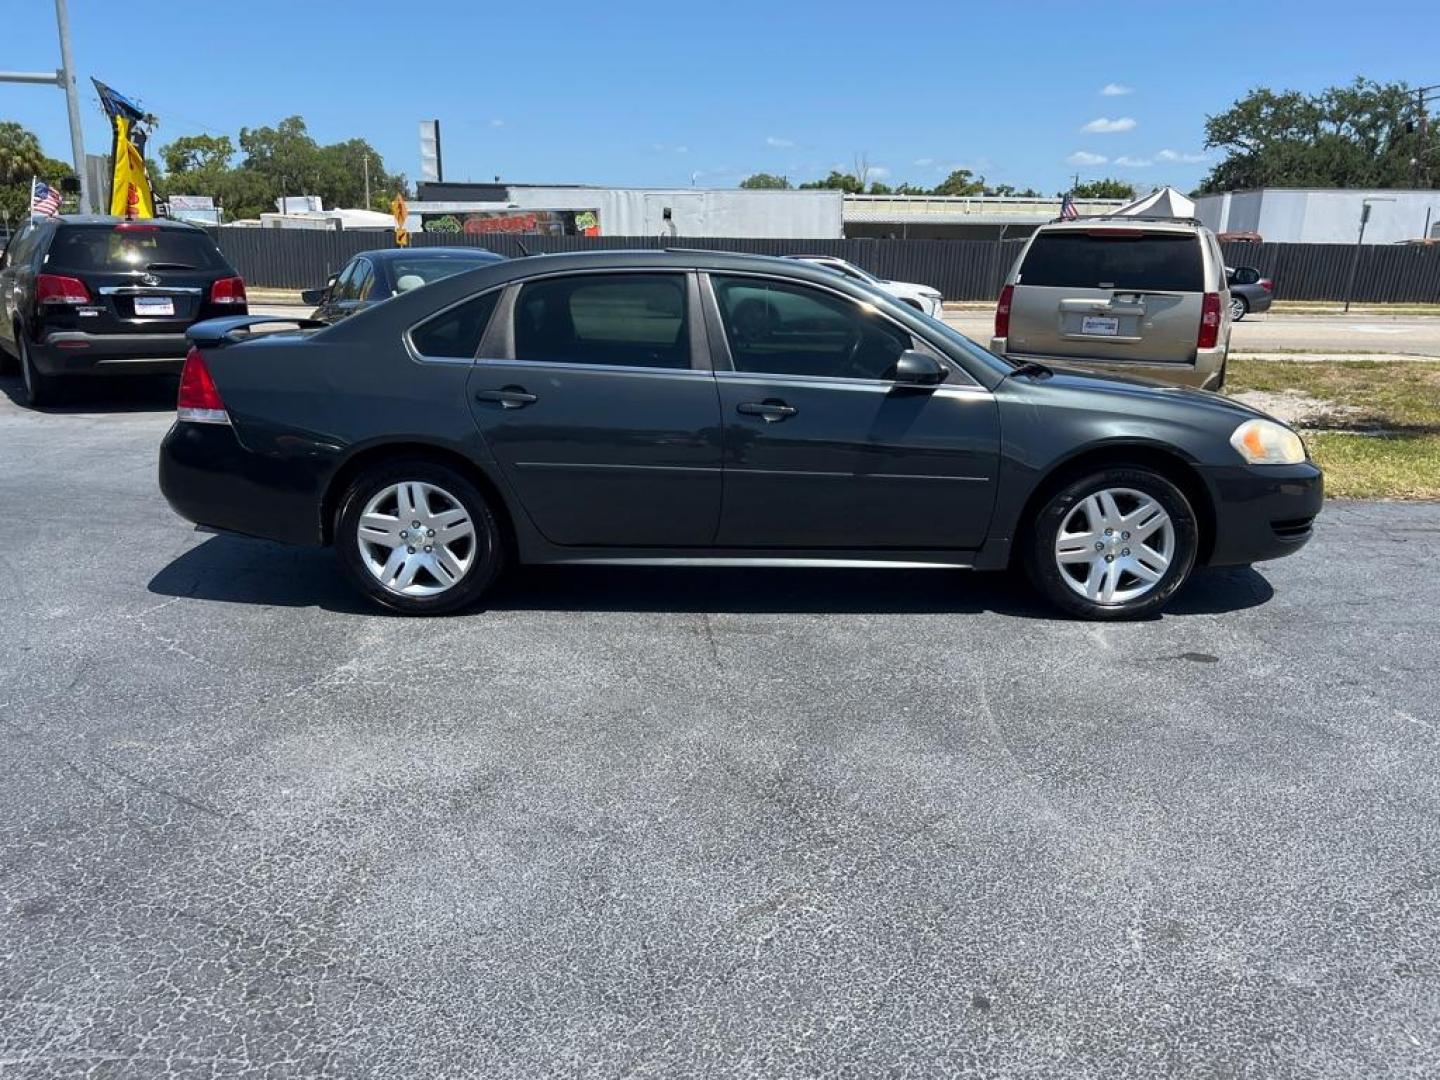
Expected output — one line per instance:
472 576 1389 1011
1195 188 1440 244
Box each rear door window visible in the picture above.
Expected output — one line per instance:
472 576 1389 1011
410 291 500 359
514 274 689 369
1019 231 1203 292
45 225 227 274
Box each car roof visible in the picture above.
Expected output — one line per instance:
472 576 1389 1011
1035 218 1203 236
357 246 505 263
53 215 205 231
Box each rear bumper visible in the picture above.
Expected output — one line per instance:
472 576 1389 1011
35 330 190 375
159 420 327 547
990 337 1227 389
1200 461 1323 566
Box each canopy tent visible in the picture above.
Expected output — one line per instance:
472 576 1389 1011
1111 185 1197 220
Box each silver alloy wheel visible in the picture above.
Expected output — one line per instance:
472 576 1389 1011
1228 296 1246 321
356 480 477 597
1054 487 1175 604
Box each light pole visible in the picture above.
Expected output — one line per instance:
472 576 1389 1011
0 0 92 212
1343 197 1396 313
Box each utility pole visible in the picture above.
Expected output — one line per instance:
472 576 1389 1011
1344 197 1395 313
0 0 93 212
363 153 371 209
1410 85 1440 189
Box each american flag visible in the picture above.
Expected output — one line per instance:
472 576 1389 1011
1059 193 1079 221
30 178 62 218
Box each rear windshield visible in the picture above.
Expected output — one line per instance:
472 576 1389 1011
389 254 499 293
1018 231 1203 292
46 225 228 274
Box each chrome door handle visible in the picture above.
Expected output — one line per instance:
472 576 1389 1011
475 386 537 408
736 400 797 422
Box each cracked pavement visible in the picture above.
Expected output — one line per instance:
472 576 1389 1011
1 377 1438 1078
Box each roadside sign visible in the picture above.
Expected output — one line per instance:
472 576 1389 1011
391 192 410 247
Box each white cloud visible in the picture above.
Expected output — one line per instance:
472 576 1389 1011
867 165 891 179
1115 155 1152 167
674 145 689 154
1081 117 1137 134
489 118 505 128
912 157 934 167
1067 151 1108 166
765 135 794 148
1156 148 1207 163
1100 83 1133 96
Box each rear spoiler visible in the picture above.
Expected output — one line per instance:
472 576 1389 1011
187 315 328 348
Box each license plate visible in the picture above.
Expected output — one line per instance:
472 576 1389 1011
134 297 174 317
1081 315 1119 336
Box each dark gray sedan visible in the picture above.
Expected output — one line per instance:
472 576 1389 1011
160 250 1321 620
1226 265 1275 320
302 246 504 323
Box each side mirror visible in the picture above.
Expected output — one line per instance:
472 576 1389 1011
891 350 948 386
300 287 326 305
1233 266 1261 286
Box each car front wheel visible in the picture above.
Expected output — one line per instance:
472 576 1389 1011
1025 467 1199 620
335 459 504 615
1228 296 1248 321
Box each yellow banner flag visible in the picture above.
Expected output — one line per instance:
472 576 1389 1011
109 115 155 219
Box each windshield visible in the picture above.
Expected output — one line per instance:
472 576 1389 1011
389 254 501 293
46 225 227 273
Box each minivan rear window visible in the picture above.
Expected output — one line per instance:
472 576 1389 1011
1018 231 1203 292
46 225 228 274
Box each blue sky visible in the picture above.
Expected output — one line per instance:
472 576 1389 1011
7 0 1430 195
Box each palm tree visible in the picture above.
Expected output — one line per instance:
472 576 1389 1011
0 122 48 186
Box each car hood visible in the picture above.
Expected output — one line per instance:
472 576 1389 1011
1018 366 1280 425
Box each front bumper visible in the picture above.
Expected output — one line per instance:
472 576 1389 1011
1201 461 1323 566
36 330 190 376
159 420 328 547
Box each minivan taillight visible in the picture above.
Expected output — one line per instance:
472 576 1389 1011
36 273 91 305
210 276 247 306
1198 292 1222 349
995 284 1014 339
177 347 229 424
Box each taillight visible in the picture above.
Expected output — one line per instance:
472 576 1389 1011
210 276 247 306
995 284 1014 339
177 347 229 424
36 273 90 305
1260 278 1274 293
1198 292 1222 349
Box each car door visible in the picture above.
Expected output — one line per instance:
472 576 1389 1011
705 273 999 550
0 223 36 352
466 270 723 547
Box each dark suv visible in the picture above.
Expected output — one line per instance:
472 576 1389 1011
0 215 247 406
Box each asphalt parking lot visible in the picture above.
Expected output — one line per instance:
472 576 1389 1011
2 376 1438 1078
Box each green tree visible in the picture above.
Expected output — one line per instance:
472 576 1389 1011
984 183 1042 197
1069 178 1136 199
161 134 234 175
238 115 322 206
867 180 892 195
1198 77 1420 192
798 170 865 193
930 168 985 196
0 122 76 229
739 172 791 190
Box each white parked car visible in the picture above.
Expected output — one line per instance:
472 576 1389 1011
786 255 945 319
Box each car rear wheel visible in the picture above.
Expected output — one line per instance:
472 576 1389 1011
18 334 63 408
1228 296 1248 321
1024 467 1198 620
335 459 504 615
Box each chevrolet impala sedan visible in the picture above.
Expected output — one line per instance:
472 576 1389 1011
159 250 1321 620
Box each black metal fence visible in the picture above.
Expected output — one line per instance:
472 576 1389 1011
206 228 1440 304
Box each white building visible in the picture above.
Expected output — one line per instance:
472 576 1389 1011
408 183 842 239
1195 188 1440 244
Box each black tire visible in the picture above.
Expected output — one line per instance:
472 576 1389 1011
1229 296 1248 322
334 458 505 615
18 332 64 408
1023 467 1199 620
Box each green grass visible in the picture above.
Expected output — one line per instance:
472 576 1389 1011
1226 359 1440 500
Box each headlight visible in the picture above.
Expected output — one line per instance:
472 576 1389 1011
1230 418 1306 465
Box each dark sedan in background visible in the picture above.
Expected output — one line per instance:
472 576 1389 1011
160 250 1321 621
0 215 246 407
303 246 504 323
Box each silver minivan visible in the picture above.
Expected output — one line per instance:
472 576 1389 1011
991 218 1232 389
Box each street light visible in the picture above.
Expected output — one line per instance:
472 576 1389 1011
1343 197 1397 313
